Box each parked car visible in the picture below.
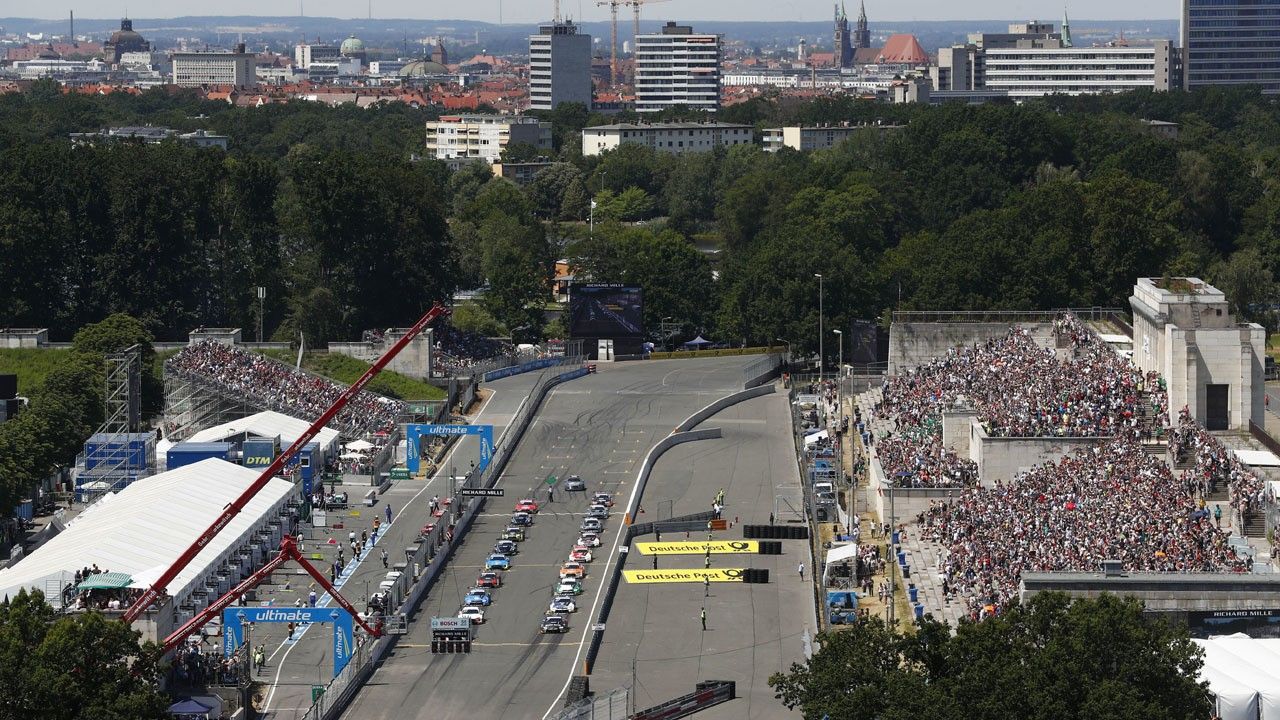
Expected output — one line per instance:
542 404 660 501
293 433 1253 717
564 476 586 492
458 606 486 624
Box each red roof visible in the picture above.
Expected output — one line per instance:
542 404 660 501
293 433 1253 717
875 34 928 64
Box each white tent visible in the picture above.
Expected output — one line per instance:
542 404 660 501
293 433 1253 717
822 543 859 585
804 430 829 446
0 459 296 609
345 439 374 452
1196 635 1280 720
187 410 340 460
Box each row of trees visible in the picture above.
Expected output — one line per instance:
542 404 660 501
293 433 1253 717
4 85 1280 355
771 592 1211 720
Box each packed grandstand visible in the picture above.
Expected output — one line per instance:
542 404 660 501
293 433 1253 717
870 312 1268 621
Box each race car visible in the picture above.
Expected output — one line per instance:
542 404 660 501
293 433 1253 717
515 498 540 514
464 588 492 607
417 523 436 540
570 546 593 563
541 615 569 634
586 363 597 374
510 512 533 527
580 517 604 533
485 554 511 571
476 572 502 588
549 596 577 614
555 578 583 596
577 532 601 547
501 526 526 542
591 492 614 507
458 606 486 624
493 539 519 556
563 475 586 492
559 562 586 579
587 504 609 519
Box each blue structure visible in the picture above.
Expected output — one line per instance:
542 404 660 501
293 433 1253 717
241 436 281 470
166 442 234 470
405 424 493 475
222 606 355 677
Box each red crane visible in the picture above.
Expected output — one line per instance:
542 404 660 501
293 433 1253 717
124 304 451 648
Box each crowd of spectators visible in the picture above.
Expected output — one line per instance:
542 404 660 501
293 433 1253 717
921 437 1252 621
1170 407 1266 521
173 643 242 686
169 341 403 436
431 322 514 375
872 313 1166 487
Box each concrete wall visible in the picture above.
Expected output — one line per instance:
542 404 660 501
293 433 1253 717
329 328 434 380
969 420 1108 484
887 322 1053 376
867 455 955 523
0 329 48 348
1020 571 1280 612
942 408 978 455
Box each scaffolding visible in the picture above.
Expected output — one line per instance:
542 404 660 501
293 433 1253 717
76 345 154 503
162 370 263 442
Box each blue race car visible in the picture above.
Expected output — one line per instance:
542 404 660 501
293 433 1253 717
464 588 492 606
485 553 511 570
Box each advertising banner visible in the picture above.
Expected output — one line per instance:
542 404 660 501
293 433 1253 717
634 541 758 555
622 568 746 584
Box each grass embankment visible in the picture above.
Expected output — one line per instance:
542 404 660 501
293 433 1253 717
0 348 71 394
255 349 446 401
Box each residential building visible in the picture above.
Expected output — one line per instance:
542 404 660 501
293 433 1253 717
1182 0 1280 92
763 123 904 152
172 44 256 87
294 42 340 69
69 126 229 150
529 21 593 111
582 122 752 156
424 114 552 163
492 161 556 185
634 22 721 113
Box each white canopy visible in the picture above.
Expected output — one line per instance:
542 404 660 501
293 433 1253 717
344 439 374 451
188 410 340 458
822 543 859 584
804 430 829 446
1234 449 1280 467
339 452 364 460
0 459 296 608
1196 635 1280 720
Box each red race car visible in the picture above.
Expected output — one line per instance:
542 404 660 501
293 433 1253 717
476 572 502 588
515 498 540 514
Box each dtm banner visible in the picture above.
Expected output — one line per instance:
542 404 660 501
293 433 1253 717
635 541 759 555
623 568 746 584
221 606 356 678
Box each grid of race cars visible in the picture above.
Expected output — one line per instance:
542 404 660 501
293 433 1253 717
454 476 615 636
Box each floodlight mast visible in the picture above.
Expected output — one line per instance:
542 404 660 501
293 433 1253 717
123 304 451 627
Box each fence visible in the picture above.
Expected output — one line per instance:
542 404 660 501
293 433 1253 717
554 686 630 720
646 345 784 361
890 307 1127 324
299 356 585 720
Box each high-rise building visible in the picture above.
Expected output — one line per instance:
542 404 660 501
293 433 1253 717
1182 0 1280 92
424 114 553 163
172 44 256 87
529 21 593 111
634 21 721 113
834 4 853 68
294 42 339 69
854 1 871 50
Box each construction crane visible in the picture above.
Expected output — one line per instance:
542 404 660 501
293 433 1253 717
596 0 622 87
623 0 670 83
123 304 451 651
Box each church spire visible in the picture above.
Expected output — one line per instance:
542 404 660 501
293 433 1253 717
858 0 867 22
1062 5 1073 47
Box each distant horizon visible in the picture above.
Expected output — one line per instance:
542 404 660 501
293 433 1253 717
6 14 1180 24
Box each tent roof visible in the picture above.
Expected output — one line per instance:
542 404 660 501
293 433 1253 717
77 571 132 590
187 410 340 453
0 459 295 607
825 543 859 565
168 698 213 713
1195 635 1280 718
684 336 712 346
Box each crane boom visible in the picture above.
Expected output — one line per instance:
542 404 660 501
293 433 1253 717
123 303 450 624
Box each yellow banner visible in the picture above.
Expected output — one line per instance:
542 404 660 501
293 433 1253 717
634 541 758 555
623 568 745 584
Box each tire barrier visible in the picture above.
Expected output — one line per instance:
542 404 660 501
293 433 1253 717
741 568 770 584
566 676 591 705
757 541 783 555
742 524 809 540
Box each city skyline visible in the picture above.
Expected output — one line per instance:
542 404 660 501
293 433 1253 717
10 0 1178 25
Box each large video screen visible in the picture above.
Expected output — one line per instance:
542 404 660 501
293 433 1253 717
569 284 644 338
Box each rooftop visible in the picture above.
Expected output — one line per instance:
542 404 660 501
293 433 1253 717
588 122 753 131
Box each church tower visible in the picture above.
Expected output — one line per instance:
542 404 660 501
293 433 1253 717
854 1 871 50
834 3 853 67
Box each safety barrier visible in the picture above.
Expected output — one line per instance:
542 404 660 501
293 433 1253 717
741 353 783 389
646 345 783 360
482 356 564 382
631 680 736 720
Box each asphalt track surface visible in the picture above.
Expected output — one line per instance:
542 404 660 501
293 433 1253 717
587 391 812 719
257 369 544 719
340 357 754 720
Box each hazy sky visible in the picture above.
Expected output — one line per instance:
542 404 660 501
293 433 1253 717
29 0 1176 23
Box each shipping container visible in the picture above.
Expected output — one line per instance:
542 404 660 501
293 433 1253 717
166 442 235 470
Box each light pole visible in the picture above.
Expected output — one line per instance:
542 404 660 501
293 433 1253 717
256 286 266 342
814 274 823 380
776 338 791 367
833 328 843 388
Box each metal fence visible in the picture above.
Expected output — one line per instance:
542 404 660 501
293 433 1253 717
554 686 630 720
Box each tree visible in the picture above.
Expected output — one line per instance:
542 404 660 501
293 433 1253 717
0 590 169 720
769 593 1211 720
591 186 655 222
527 163 584 219
560 175 590 220
449 302 507 337
1212 246 1277 327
